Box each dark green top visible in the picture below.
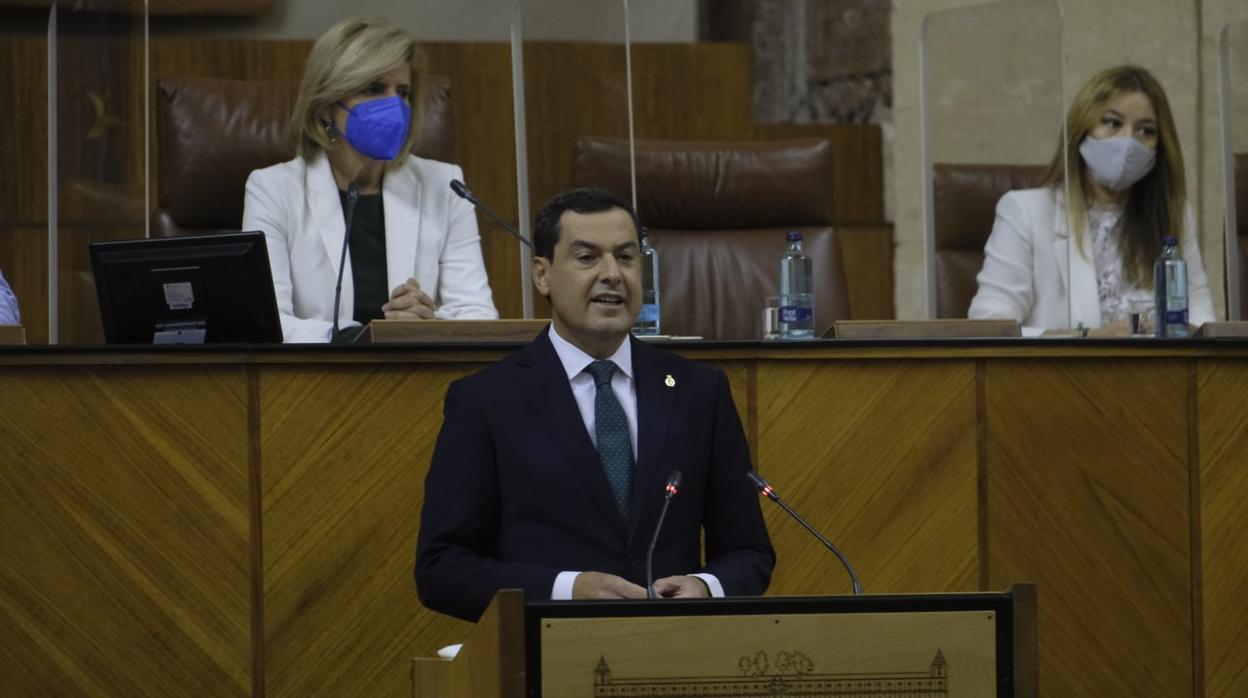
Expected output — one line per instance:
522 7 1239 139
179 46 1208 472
340 189 388 325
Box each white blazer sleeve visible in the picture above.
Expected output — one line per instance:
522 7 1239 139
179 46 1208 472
1181 207 1216 327
432 165 498 320
968 191 1036 325
242 168 335 343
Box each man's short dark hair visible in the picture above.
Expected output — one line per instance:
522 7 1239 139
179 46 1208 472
533 187 641 261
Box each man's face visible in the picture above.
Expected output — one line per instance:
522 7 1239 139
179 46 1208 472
533 208 641 358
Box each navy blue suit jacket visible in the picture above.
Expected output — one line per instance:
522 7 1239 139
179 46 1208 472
415 329 774 621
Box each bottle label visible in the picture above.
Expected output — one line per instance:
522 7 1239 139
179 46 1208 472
780 305 812 323
637 304 659 322
1164 309 1188 326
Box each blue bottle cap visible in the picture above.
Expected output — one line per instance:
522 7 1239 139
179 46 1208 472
786 231 802 241
1163 235 1178 246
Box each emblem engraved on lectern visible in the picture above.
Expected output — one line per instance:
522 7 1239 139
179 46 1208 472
593 649 949 696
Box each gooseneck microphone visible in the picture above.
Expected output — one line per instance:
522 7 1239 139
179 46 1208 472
646 470 683 600
746 470 863 595
331 183 360 343
449 179 533 250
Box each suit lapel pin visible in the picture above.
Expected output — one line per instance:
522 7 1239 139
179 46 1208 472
664 374 675 388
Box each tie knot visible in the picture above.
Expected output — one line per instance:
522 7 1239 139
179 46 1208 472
586 360 617 388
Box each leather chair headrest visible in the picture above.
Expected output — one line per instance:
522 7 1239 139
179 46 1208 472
933 163 1048 249
573 137 837 228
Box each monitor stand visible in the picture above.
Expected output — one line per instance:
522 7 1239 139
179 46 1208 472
153 320 207 344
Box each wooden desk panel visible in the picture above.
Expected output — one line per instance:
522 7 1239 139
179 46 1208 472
753 359 980 597
1197 360 1248 698
985 359 1193 698
259 365 476 698
0 366 252 697
1 343 1246 698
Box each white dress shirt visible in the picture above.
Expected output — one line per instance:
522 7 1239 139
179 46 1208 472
546 324 723 599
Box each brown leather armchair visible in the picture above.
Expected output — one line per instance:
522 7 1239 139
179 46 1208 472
571 137 850 340
154 75 453 236
932 163 1047 318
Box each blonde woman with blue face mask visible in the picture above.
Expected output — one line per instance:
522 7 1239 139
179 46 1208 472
243 17 498 343
969 65 1215 335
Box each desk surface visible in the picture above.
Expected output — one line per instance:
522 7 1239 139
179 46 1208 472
4 336 1248 366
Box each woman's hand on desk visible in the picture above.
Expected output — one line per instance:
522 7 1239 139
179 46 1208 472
382 277 437 319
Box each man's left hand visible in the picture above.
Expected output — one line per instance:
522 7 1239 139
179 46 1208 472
652 575 710 598
382 277 437 320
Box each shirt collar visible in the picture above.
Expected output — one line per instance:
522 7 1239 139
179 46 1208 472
548 324 633 383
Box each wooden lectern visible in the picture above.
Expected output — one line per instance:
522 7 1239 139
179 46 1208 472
413 585 1037 698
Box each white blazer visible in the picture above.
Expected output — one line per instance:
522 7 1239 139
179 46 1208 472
242 152 498 343
968 187 1215 334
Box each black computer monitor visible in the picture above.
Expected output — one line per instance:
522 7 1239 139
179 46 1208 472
90 231 282 344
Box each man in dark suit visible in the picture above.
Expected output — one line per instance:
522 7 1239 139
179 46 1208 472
415 188 774 621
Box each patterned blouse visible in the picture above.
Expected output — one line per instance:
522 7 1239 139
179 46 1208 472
1088 203 1151 324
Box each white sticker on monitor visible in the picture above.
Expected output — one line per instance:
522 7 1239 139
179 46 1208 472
163 282 194 310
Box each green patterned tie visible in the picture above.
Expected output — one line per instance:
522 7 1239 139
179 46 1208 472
586 360 634 516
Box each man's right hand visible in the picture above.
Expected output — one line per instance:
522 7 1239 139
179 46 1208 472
571 572 648 600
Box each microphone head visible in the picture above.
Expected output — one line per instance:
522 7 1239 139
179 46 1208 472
664 470 683 496
745 470 767 490
746 470 777 499
449 179 478 204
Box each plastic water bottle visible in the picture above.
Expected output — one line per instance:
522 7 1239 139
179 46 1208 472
633 228 661 336
778 231 814 339
1154 235 1189 338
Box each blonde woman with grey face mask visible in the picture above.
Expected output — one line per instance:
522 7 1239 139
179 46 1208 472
968 64 1215 335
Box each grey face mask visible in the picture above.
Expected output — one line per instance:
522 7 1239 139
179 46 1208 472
1079 135 1156 192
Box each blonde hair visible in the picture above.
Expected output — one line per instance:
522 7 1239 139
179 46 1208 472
1042 65 1186 286
291 17 426 171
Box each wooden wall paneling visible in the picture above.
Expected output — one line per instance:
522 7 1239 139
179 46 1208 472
259 364 476 698
54 16 149 344
837 223 895 319
0 366 252 696
706 358 757 463
0 37 49 225
984 359 1193 698
1 37 50 343
0 226 49 343
753 359 979 596
1197 360 1248 698
630 42 754 141
421 42 523 319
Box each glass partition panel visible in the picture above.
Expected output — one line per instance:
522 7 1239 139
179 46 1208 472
921 0 1065 330
51 0 148 343
1222 21 1248 320
1063 13 1211 333
619 0 884 339
0 11 51 342
513 0 635 319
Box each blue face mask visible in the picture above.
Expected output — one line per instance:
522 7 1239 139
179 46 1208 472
334 95 412 160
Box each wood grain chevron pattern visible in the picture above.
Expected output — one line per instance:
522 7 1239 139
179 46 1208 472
1198 360 1248 698
753 360 979 596
709 359 756 460
984 359 1192 698
0 367 252 697
259 366 475 698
